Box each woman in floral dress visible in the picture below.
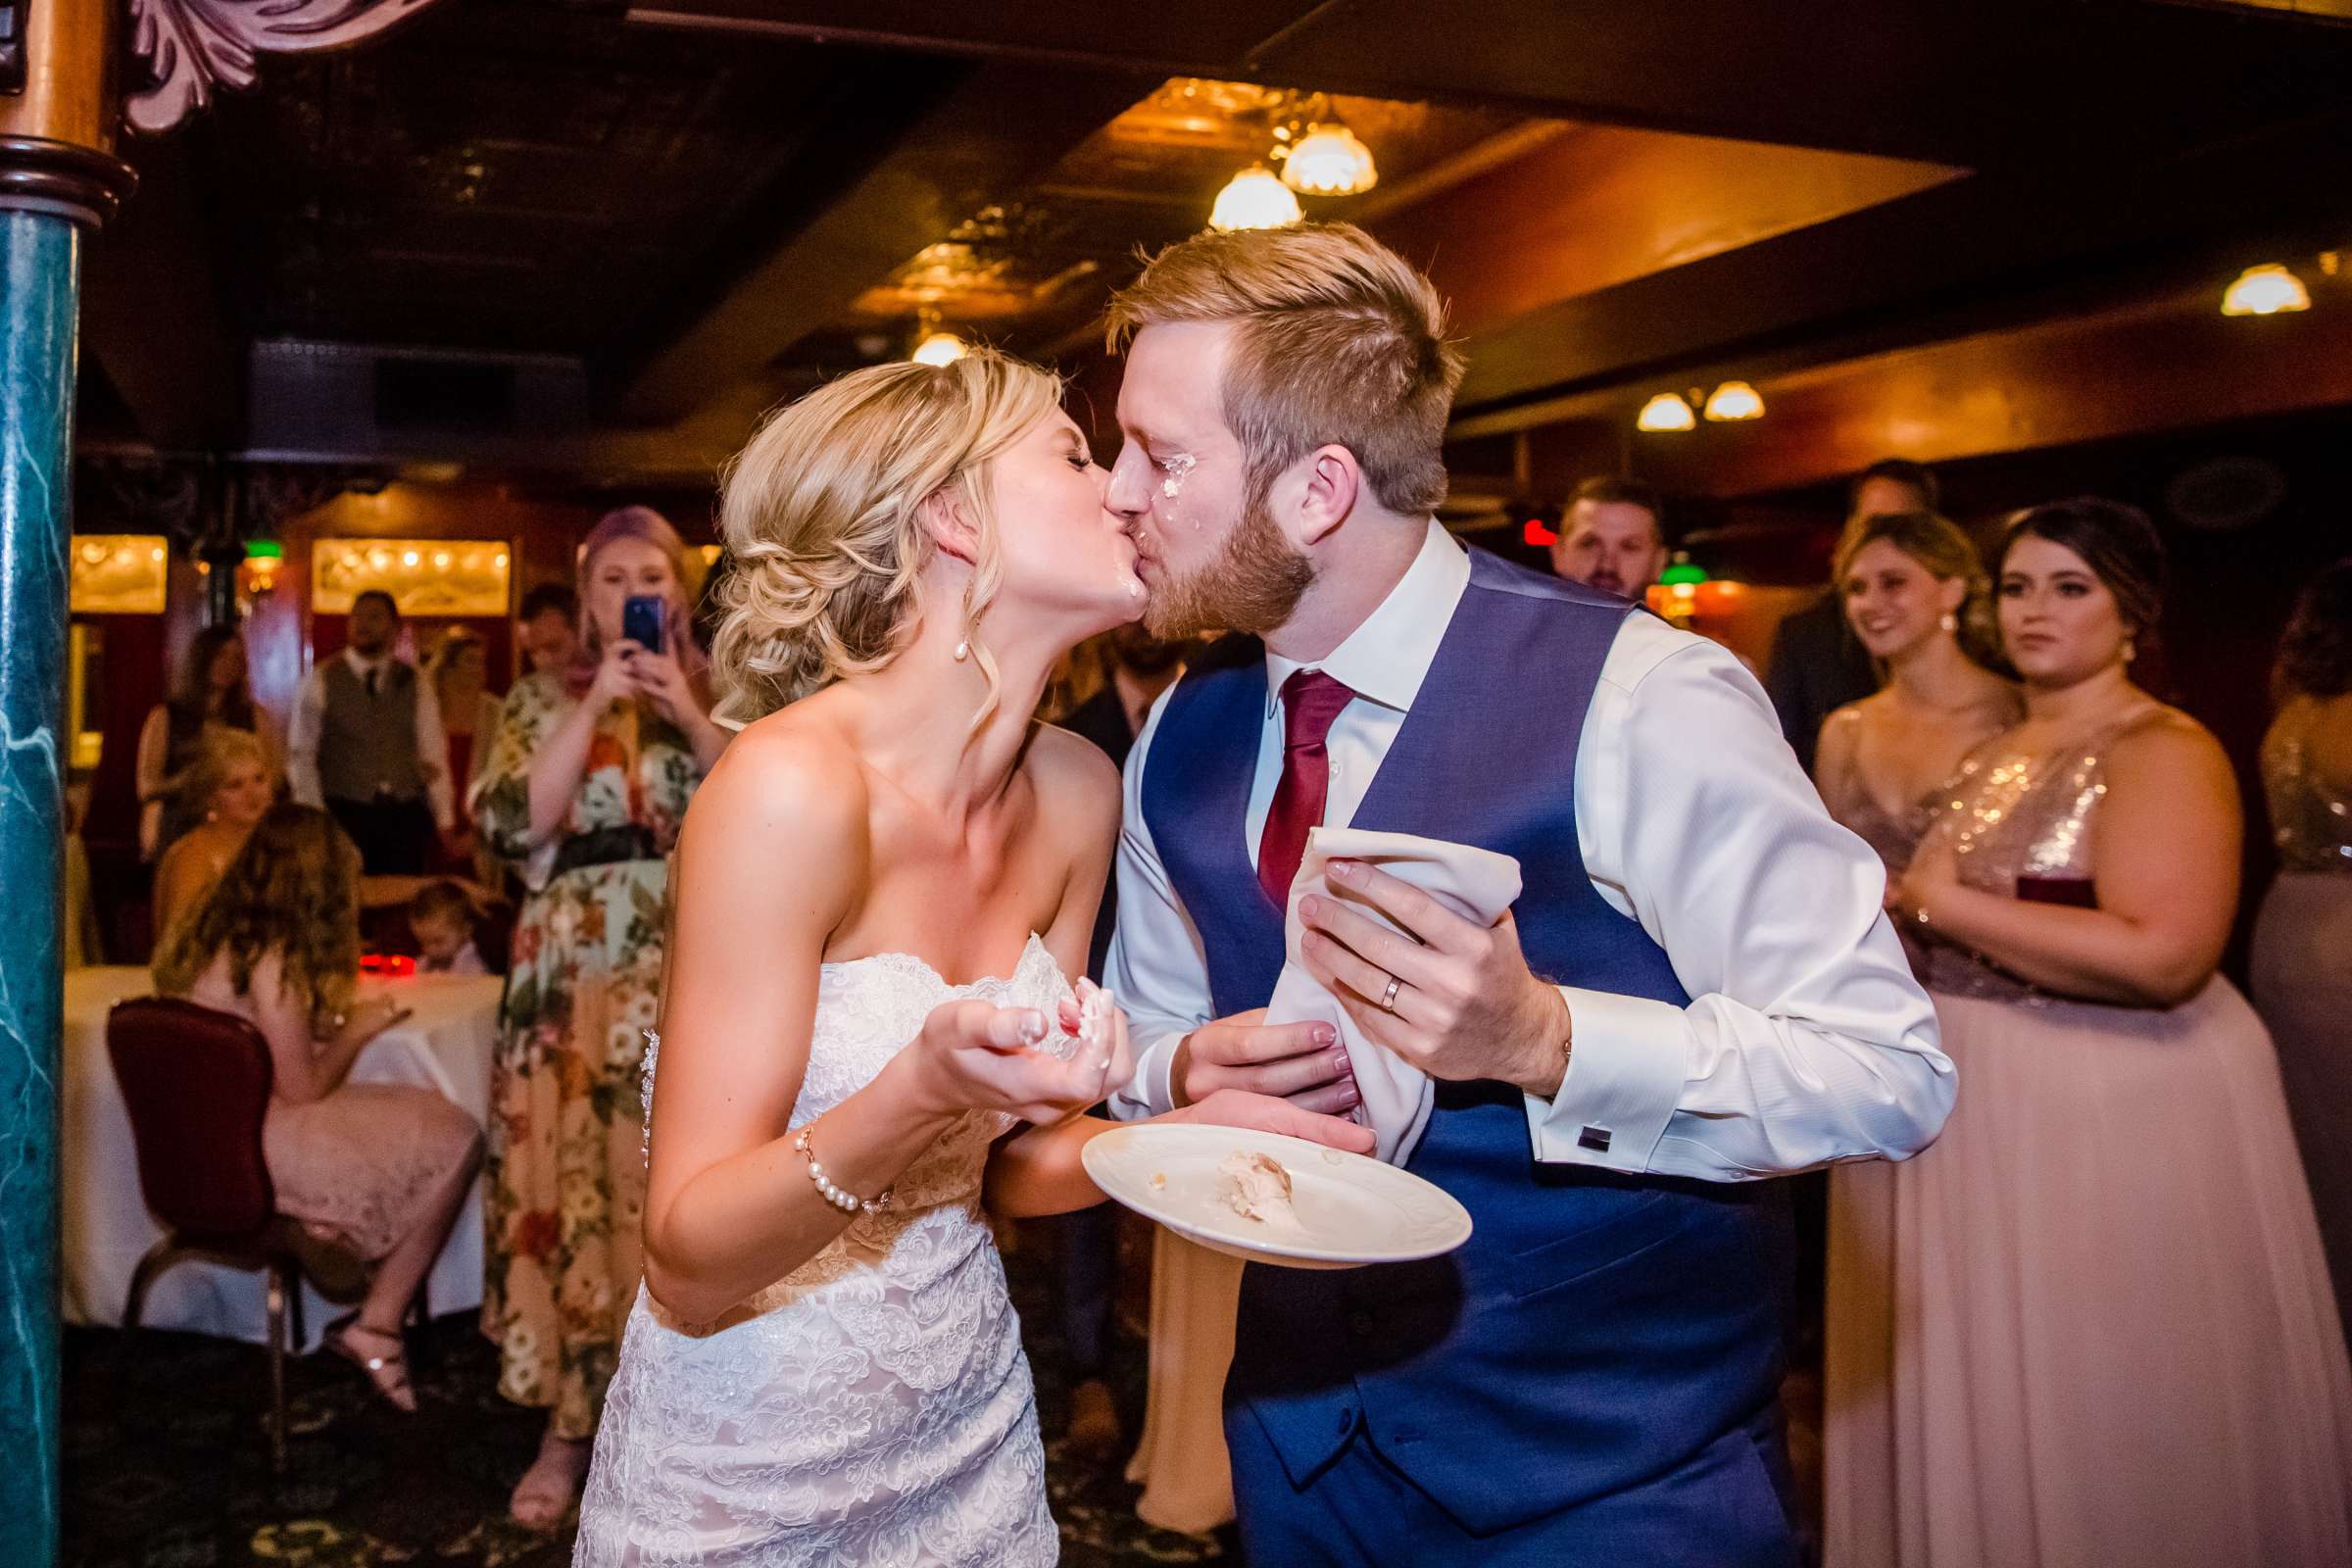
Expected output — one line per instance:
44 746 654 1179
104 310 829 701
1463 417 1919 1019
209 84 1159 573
471 507 728 1528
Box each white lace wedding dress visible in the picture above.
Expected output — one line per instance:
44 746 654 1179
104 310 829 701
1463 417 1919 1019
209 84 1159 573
573 935 1072 1566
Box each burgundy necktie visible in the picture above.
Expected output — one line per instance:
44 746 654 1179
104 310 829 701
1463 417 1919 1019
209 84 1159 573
1257 668 1356 908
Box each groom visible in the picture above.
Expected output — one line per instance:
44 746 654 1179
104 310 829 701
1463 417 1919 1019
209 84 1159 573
1101 223 1954 1564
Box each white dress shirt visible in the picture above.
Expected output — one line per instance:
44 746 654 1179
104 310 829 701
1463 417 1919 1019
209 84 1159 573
287 646 456 831
1104 519 1953 1181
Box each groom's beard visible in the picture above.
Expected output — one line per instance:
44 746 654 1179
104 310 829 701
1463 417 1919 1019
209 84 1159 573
1143 494 1313 640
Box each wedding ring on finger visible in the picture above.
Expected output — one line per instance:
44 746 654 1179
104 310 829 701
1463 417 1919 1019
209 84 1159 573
1379 974 1401 1013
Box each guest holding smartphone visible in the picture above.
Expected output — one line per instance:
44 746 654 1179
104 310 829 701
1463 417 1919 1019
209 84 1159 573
469 506 725 1527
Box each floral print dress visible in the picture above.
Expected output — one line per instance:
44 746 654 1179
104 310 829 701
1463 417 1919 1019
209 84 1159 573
471 670 704 1440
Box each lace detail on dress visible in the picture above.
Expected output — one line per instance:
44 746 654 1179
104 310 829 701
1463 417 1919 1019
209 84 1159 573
575 934 1073 1567
639 1028 659 1167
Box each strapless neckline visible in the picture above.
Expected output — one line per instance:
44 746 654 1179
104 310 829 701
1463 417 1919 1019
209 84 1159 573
818 931 1054 994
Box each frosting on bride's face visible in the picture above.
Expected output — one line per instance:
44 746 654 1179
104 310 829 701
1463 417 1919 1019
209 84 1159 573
984 410 1143 627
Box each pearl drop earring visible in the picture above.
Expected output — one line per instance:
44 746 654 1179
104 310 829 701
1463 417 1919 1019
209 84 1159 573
1939 612 1958 632
953 640 970 662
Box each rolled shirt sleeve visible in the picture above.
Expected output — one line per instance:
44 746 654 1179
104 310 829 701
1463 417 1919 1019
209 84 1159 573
286 668 327 809
1103 688 1209 1122
1530 614 1954 1179
411 668 456 831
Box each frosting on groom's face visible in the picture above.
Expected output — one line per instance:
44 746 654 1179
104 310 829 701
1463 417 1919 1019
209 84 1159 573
1108 321 1313 639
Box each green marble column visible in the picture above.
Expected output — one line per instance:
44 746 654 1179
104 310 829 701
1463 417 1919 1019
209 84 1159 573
0 204 79 1568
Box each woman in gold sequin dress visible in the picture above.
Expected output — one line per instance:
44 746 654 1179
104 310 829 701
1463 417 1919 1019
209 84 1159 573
1824 500 2352 1568
1812 512 2016 1560
2252 560 2352 1338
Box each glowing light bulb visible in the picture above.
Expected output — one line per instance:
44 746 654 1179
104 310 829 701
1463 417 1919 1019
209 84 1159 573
1702 381 1765 421
1636 393 1696 432
433 550 451 569
2220 264 2311 317
493 551 509 568
1281 123 1378 196
402 550 419 566
149 545 165 563
911 331 967 367
1209 166 1302 232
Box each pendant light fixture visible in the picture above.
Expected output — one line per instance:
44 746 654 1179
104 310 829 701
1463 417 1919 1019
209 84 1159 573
1281 122 1378 196
1636 392 1697 432
1209 164 1303 231
2220 264 2311 317
1702 380 1766 421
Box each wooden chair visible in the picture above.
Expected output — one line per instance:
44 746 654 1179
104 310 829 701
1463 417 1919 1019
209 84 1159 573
106 996 368 1472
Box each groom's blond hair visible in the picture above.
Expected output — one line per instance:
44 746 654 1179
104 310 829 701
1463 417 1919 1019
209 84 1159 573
1105 222 1464 519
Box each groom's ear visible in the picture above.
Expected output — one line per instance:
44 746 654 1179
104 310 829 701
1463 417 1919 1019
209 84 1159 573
917 485 982 566
1297 444 1363 547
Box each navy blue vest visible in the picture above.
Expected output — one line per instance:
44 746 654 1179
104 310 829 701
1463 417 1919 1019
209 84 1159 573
1142 549 1791 1537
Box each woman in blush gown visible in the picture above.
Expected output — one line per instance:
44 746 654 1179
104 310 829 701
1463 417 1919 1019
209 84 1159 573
1811 509 2019 920
153 805 483 1412
2252 558 2352 1337
1811 511 2017 1555
570 351 1370 1566
1823 498 2352 1568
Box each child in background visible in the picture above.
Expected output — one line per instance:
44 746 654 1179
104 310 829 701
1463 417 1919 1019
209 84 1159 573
410 880 486 975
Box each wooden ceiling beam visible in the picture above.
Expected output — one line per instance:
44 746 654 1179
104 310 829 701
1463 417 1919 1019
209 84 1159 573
610 59 1144 426
629 0 2352 168
1444 104 2352 425
79 134 241 448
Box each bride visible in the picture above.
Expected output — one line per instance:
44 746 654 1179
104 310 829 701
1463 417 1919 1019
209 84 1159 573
572 349 1373 1565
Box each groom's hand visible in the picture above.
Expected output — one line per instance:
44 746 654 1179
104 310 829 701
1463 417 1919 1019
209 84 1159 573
1298 860 1573 1100
1172 1008 1359 1116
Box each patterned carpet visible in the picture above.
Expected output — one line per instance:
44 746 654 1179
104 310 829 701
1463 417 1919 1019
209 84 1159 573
61 1242 1230 1568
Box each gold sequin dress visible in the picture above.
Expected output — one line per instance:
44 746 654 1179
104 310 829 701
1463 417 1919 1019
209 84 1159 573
2252 695 2352 1337
1825 710 2352 1568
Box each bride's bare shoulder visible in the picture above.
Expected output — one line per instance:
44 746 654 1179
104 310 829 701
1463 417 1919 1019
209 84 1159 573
687 705 869 848
1026 721 1122 839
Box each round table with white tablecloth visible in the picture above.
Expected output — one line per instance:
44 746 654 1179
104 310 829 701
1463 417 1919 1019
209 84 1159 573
61 965 502 1349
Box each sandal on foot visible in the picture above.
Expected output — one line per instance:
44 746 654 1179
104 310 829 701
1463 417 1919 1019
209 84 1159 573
323 1311 417 1413
510 1440 590 1530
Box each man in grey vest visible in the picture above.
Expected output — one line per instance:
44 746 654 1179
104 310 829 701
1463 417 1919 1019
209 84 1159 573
289 588 456 873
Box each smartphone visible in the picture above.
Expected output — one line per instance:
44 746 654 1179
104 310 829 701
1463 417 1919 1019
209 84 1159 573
621 594 665 656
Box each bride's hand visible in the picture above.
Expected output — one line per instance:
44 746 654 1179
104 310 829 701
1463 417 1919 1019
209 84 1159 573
1167 1088 1378 1156
899 1000 1115 1126
1054 988 1136 1104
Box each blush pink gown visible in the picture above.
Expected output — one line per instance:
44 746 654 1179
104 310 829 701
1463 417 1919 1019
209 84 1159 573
1823 711 2352 1568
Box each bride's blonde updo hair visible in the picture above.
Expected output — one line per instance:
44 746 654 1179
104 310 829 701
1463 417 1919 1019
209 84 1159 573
710 348 1064 728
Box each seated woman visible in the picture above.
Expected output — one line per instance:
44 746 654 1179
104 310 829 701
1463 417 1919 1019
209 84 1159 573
136 623 281 863
151 804 484 1412
151 727 276 941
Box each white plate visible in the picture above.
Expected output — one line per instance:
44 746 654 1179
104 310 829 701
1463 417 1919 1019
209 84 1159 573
1081 1123 1472 1270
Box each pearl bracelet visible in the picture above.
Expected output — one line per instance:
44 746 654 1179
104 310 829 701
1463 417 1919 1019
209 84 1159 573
794 1124 893 1215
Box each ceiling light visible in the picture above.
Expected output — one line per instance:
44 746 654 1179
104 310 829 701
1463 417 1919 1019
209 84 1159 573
1282 123 1378 196
911 330 967 367
1209 165 1302 232
1702 381 1766 421
2221 264 2310 317
1636 392 1696 432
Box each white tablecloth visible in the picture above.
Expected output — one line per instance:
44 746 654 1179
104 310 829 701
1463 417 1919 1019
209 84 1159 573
61 966 503 1349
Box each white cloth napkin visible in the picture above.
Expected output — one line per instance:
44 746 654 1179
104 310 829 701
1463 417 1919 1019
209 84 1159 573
1266 827 1522 1165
